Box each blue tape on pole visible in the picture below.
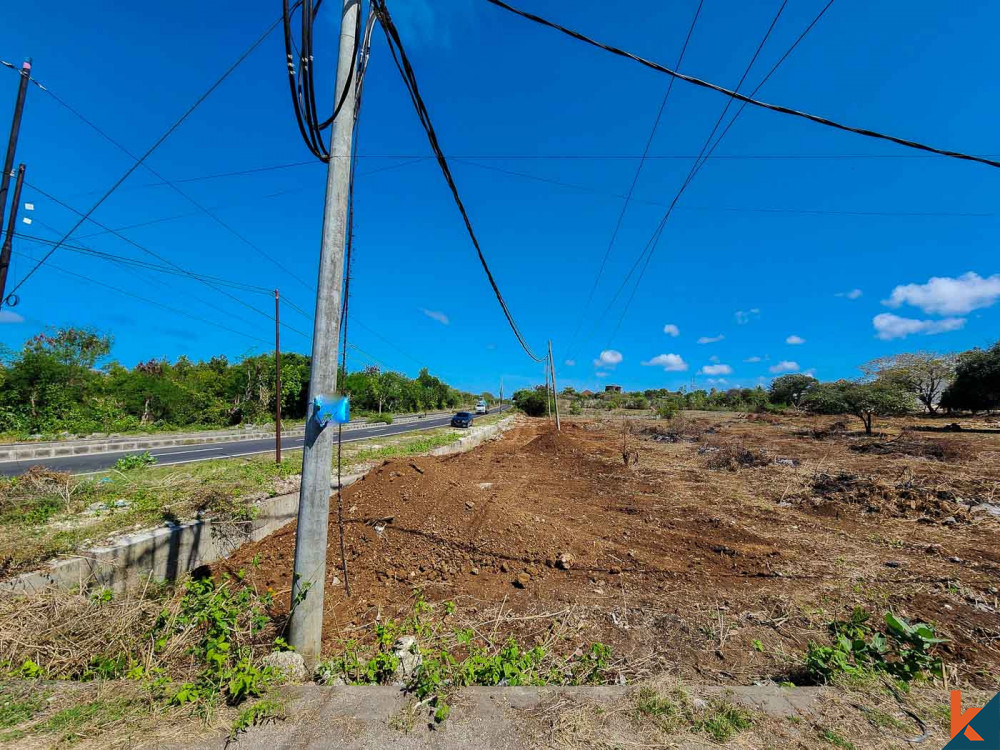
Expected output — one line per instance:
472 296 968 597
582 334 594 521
313 396 350 428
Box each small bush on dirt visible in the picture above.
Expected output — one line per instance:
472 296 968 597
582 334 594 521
804 608 945 684
656 403 677 420
317 598 615 726
569 401 582 416
114 451 157 471
704 442 769 471
0 573 283 723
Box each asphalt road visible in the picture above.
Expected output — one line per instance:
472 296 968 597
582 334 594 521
0 407 507 477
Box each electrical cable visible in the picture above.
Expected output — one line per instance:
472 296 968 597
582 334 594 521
565 0 704 359
15 233 276 294
35 80 314 292
284 0 362 161
23 182 311 340
11 249 271 345
483 0 1000 170
372 0 546 363
604 0 835 342
7 9 293 297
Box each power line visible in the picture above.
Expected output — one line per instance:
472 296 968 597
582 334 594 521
33 70 315 292
484 0 1000 170
11 249 271 345
23 181 311 340
6 9 291 297
566 0 704 358
606 0 834 341
372 0 545 363
15 233 277 294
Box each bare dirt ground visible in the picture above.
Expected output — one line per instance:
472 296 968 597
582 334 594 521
224 411 1000 692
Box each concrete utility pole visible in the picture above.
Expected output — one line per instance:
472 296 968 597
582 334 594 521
288 0 360 668
549 340 561 431
274 289 282 465
544 359 551 419
0 164 25 304
0 59 31 307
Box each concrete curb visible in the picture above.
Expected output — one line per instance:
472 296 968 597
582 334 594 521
162 684 826 749
0 412 459 462
1 415 517 594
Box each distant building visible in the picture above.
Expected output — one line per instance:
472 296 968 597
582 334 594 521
580 389 594 397
604 385 622 393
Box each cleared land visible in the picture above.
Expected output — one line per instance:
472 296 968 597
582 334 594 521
0 417 503 579
226 411 1000 687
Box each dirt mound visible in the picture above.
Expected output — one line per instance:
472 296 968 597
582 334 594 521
802 471 968 519
849 437 972 462
521 426 586 456
701 442 769 471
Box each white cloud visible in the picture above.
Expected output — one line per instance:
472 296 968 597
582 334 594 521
709 354 720 363
0 310 24 324
735 308 760 325
699 363 733 376
769 360 800 374
564 359 575 367
785 335 805 345
592 349 623 368
662 323 680 337
872 313 966 340
884 272 1000 315
697 334 725 344
836 289 863 300
706 378 729 386
421 308 449 325
803 368 817 377
595 371 609 378
642 353 688 372
743 355 763 363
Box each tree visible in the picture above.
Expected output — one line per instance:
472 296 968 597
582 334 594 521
940 343 1000 413
512 388 548 417
862 352 956 414
801 380 913 435
768 374 818 406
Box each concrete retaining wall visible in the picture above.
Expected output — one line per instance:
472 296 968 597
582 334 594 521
1 416 516 595
0 411 457 462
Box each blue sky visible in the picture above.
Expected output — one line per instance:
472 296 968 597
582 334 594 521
0 0 998 395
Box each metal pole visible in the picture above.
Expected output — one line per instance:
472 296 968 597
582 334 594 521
288 0 359 668
0 164 25 304
499 376 503 411
549 340 561 431
275 289 282 465
544 359 551 420
0 59 31 306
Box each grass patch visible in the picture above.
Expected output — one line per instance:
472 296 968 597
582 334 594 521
0 455 300 576
349 432 460 464
0 685 47 729
230 698 285 739
820 728 857 749
633 686 754 743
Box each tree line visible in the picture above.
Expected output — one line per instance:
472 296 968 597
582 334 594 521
513 341 1000 435
0 327 479 437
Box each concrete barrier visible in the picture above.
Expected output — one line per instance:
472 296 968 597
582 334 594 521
1 415 516 594
0 411 460 462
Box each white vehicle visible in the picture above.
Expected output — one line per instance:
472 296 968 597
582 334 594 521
475 400 488 415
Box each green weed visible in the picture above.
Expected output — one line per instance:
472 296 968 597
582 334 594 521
114 451 157 471
230 698 285 739
820 728 857 749
804 608 945 684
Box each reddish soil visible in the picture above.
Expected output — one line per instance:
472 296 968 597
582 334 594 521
223 414 1000 687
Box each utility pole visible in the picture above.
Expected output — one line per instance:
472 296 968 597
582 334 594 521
544 359 551 420
274 289 282 465
288 0 360 668
499 376 503 411
0 164 25 304
0 59 31 307
549 340 561 431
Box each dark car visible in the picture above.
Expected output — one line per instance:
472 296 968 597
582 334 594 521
451 411 473 428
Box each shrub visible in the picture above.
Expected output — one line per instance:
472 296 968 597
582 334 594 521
804 608 945 684
512 389 549 417
114 452 157 471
